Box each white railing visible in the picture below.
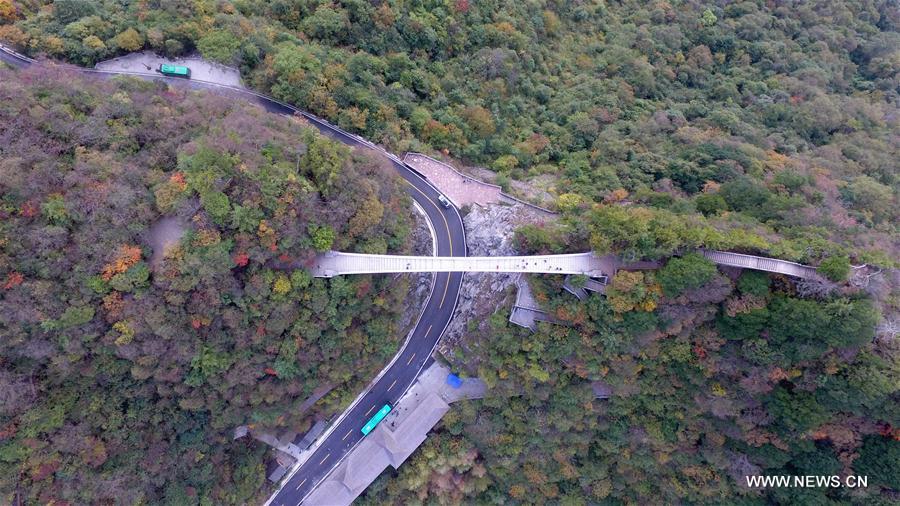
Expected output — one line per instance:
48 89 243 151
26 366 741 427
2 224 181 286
700 250 821 279
312 252 606 278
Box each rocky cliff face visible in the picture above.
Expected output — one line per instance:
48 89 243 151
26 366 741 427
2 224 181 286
439 203 545 357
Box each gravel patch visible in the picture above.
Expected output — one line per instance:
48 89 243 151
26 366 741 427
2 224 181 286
95 51 243 88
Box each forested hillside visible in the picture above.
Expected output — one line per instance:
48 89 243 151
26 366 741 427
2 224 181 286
0 66 413 504
361 262 898 504
1 0 896 265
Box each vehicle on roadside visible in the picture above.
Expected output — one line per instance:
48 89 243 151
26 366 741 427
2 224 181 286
437 195 452 208
158 64 191 78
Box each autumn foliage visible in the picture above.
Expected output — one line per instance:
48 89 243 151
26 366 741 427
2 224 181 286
100 245 142 281
0 68 414 505
2 272 24 290
233 251 250 267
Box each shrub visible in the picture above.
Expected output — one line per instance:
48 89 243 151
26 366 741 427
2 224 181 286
817 254 850 282
656 253 717 297
737 270 770 297
694 193 727 216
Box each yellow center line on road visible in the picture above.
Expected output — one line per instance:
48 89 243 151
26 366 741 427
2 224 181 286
319 453 331 466
364 404 377 417
439 274 451 308
387 379 398 391
403 181 460 309
295 478 307 490
404 180 453 255
406 353 416 365
342 429 353 441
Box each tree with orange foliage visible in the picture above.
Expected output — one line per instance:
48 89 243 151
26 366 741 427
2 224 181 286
233 251 250 267
19 201 39 217
2 272 23 290
604 188 629 203
101 245 142 281
605 271 660 313
101 291 125 322
0 0 16 22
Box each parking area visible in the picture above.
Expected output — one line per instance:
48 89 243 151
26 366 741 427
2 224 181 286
403 153 501 208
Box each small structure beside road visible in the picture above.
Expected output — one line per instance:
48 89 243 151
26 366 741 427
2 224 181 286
302 363 486 505
237 419 330 484
297 421 327 451
403 153 501 208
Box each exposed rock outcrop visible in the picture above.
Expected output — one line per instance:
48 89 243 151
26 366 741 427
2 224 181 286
440 203 543 356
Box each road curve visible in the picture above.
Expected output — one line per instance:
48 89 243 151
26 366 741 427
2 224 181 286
0 47 467 505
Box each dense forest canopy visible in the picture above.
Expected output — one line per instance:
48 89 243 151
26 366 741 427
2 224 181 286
0 66 414 504
361 264 898 504
1 0 897 264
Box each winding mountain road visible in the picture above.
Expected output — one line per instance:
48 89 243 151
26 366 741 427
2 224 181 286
1 47 466 505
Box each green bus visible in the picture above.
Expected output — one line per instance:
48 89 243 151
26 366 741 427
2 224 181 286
361 404 391 435
158 64 191 78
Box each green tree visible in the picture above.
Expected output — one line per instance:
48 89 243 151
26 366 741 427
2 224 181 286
737 271 769 297
114 27 144 52
492 154 518 173
766 386 828 432
109 262 150 292
656 253 717 297
773 171 808 193
41 193 69 225
310 224 336 252
201 191 232 225
694 193 727 216
197 30 242 64
301 5 348 43
817 254 850 282
56 305 95 329
853 436 900 489
719 307 769 341
844 176 894 223
53 0 96 24
301 134 348 195
719 177 776 222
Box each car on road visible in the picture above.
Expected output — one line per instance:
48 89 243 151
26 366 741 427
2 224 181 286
437 195 452 208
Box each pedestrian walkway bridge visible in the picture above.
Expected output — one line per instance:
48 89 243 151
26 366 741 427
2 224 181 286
700 250 822 280
312 250 823 280
311 252 608 278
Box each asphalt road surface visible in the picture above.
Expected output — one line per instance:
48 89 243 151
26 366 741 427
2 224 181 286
0 47 467 505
